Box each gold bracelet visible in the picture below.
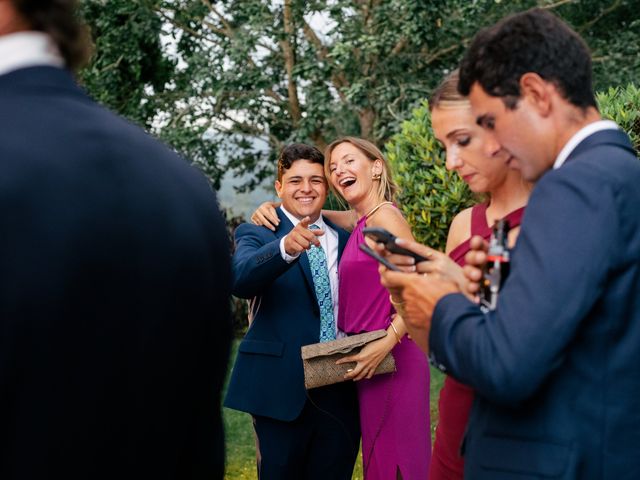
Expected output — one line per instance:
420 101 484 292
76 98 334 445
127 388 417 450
389 321 402 344
388 294 405 307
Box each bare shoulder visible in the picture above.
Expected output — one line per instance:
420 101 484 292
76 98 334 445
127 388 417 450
445 207 473 254
367 203 413 239
322 209 356 231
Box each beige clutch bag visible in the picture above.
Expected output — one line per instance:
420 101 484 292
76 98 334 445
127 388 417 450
301 330 396 389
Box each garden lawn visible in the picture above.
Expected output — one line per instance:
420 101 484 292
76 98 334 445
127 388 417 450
223 341 445 480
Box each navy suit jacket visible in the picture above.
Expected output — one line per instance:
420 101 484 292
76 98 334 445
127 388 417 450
430 129 640 479
0 67 232 479
225 208 351 421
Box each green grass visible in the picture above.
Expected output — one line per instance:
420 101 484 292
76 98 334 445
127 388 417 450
223 341 445 480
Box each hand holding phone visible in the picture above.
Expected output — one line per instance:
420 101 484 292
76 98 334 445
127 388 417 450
358 243 401 271
362 227 429 263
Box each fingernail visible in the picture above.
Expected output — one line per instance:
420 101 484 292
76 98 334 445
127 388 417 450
395 238 406 245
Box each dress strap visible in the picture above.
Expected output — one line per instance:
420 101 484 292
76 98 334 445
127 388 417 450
365 201 393 219
470 202 490 237
504 206 526 229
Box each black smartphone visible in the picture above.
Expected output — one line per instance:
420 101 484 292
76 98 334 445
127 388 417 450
358 243 401 272
362 227 429 263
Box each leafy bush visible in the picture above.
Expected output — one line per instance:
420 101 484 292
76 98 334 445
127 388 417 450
224 209 250 337
597 83 640 151
385 100 475 251
387 84 640 251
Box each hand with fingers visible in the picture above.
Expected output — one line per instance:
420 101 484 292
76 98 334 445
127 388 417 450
283 216 324 256
250 201 281 231
370 241 420 273
336 333 397 381
463 235 489 298
378 265 459 355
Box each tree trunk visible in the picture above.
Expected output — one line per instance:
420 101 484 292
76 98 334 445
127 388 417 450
280 0 301 127
359 108 376 141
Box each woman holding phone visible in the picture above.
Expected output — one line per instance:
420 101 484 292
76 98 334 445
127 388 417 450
252 138 431 479
416 70 531 479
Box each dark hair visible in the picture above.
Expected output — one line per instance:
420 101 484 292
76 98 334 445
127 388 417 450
429 69 468 111
458 8 597 110
277 143 324 181
12 0 91 71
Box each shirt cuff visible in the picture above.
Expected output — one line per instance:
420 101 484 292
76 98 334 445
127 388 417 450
280 237 301 263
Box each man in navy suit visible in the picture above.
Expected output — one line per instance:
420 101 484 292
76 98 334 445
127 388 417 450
380 8 640 479
0 1 232 478
225 144 359 479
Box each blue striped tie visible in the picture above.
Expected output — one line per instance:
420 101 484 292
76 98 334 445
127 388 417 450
308 224 336 342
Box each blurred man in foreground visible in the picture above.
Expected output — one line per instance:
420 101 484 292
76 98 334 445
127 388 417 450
0 1 232 478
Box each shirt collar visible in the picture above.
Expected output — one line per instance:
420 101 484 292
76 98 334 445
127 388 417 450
553 120 619 169
279 206 326 229
0 31 65 77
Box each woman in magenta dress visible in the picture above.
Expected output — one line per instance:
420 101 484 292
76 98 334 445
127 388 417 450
419 71 531 479
250 137 431 478
325 137 430 480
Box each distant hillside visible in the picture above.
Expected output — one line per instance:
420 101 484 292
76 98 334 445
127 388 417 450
217 169 275 221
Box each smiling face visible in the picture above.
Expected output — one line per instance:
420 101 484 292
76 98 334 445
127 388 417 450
275 159 327 222
327 142 382 208
431 103 516 194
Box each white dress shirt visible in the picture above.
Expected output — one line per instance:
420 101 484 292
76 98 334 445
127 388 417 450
553 120 619 169
0 31 64 77
278 207 341 335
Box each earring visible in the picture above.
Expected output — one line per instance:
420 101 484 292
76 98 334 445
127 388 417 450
372 172 381 180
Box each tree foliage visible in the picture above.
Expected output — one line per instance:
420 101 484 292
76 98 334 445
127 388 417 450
79 0 640 190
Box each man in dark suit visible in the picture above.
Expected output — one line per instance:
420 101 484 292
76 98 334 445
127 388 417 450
0 1 232 478
225 144 360 479
380 8 640 479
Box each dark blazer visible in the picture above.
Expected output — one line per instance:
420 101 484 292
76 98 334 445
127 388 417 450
0 67 232 479
430 129 640 479
225 208 352 421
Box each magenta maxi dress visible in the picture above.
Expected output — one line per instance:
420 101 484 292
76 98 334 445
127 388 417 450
338 214 431 479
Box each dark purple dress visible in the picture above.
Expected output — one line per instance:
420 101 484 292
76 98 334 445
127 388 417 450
429 202 525 480
338 213 431 479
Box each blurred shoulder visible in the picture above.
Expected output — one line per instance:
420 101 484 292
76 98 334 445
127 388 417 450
367 202 411 237
446 207 473 253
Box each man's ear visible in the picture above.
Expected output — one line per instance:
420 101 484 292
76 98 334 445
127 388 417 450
519 72 553 117
274 180 283 198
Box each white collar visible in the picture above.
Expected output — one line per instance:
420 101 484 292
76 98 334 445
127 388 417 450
279 206 326 230
0 31 65 77
553 120 619 169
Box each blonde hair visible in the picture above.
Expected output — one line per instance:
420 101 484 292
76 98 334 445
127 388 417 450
429 69 470 111
324 136 398 204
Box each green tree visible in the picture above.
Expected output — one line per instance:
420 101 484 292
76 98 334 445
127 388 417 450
79 0 640 190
